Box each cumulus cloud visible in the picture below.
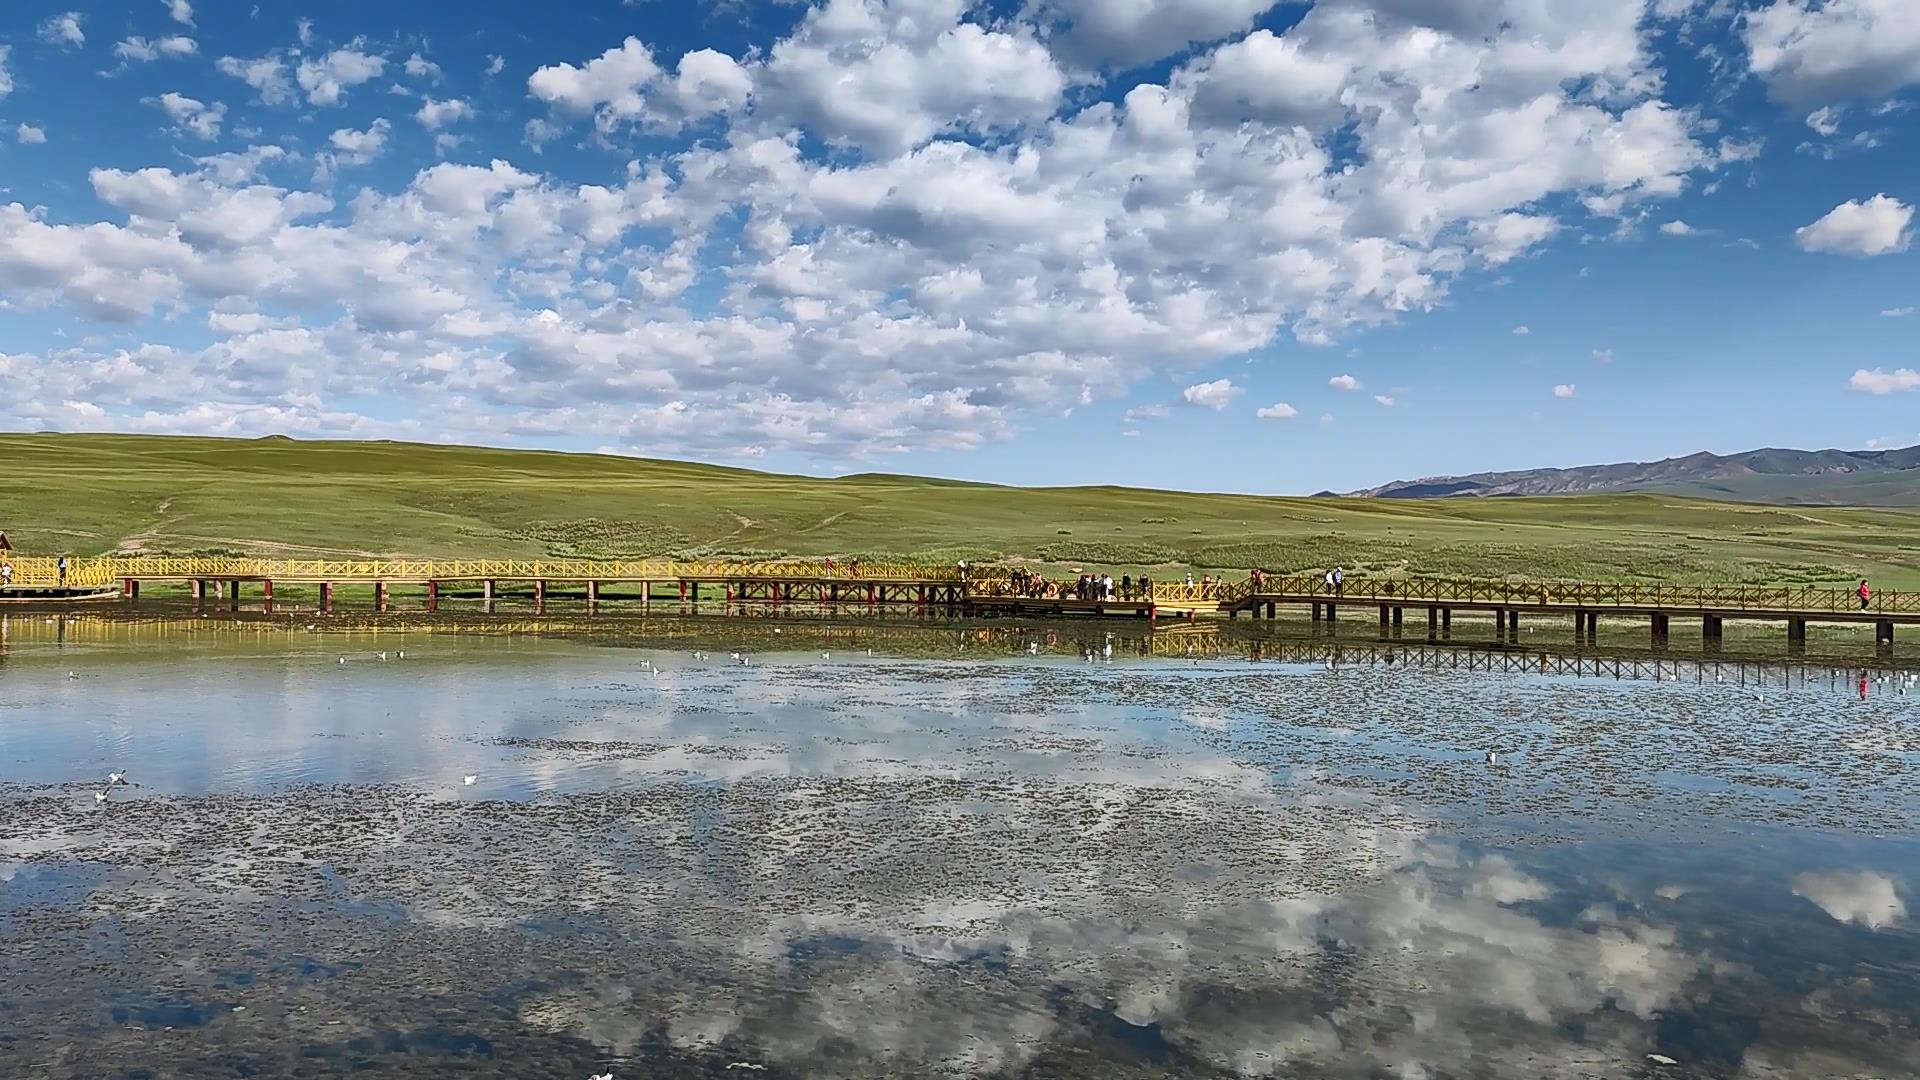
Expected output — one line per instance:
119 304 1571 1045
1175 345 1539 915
1329 374 1360 391
1745 0 1920 106
1849 368 1920 394
167 0 194 27
0 47 11 100
1882 306 1913 317
0 0 1742 460
1181 378 1240 410
1372 394 1395 407
297 47 387 106
1033 0 1278 70
147 92 225 140
416 97 474 130
38 12 84 48
404 52 442 82
1553 383 1576 398
1806 105 1844 135
1795 195 1913 256
16 123 46 145
1792 870 1906 928
1592 348 1615 364
217 54 294 105
1512 325 1530 335
1660 220 1698 236
116 36 199 63
1255 402 1297 420
486 54 506 78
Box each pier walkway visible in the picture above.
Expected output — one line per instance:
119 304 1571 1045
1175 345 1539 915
0 557 1910 643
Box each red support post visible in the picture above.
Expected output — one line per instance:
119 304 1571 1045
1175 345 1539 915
427 580 439 612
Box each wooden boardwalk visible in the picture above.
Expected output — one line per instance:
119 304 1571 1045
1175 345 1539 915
0 557 1909 642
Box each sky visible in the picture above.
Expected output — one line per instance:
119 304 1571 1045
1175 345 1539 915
0 0 1915 495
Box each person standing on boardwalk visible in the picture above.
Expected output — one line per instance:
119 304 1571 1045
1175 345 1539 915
57 556 68 585
1859 580 1871 610
1333 567 1345 596
1 562 11 589
1121 574 1132 601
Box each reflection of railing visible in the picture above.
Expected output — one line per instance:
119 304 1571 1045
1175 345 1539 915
0 556 970 590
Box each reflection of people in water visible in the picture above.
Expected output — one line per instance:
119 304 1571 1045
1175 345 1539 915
1859 671 1870 700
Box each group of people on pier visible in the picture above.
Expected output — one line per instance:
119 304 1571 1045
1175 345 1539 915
1004 567 1152 602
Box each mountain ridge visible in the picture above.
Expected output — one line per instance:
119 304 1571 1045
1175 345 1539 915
1347 445 1920 505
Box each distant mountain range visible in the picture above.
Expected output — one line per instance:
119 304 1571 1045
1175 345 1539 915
1344 445 1920 505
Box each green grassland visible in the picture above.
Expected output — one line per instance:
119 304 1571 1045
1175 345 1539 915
2 433 1916 588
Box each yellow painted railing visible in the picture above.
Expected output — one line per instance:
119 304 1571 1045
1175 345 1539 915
0 556 1910 616
0 556 967 590
1224 573 1917 615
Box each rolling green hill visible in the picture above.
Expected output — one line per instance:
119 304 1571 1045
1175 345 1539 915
2 433 1917 587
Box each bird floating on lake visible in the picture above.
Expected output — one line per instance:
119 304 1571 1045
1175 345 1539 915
378 651 387 661
108 772 127 786
1485 750 1501 765
462 775 477 786
94 790 110 803
339 657 347 665
822 652 830 660
589 1071 614 1080
397 651 405 659
67 671 78 680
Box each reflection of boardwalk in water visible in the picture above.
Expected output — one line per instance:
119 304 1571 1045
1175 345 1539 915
2 611 1911 691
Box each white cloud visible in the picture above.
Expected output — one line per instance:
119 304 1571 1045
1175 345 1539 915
1660 220 1697 236
148 92 226 141
1849 368 1920 394
1882 306 1913 317
1181 378 1241 410
1329 374 1360 391
1372 394 1396 407
1512 325 1530 335
486 55 506 78
1806 105 1844 135
0 46 11 100
1592 348 1615 364
217 55 294 105
1745 0 1920 106
528 37 661 124
16 123 46 145
116 36 199 63
1552 383 1576 398
415 97 474 131
0 0 1738 461
1255 402 1297 420
1795 195 1914 256
39 12 84 48
404 53 442 82
167 0 195 27
1033 0 1278 70
1793 870 1906 929
298 48 387 106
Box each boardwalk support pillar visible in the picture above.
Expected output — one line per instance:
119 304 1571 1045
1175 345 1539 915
1378 604 1390 627
1312 601 1322 621
1880 621 1897 644
482 580 494 602
376 581 389 613
1787 617 1806 643
123 578 139 600
535 580 546 607
427 580 439 612
193 579 208 605
1703 614 1723 643
586 580 598 605
228 580 240 610
262 579 273 612
1392 606 1404 627
1651 613 1669 639
321 582 333 612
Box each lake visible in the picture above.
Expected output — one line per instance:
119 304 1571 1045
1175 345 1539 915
3 610 1919 1078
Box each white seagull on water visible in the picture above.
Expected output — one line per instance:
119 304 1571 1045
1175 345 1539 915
108 772 128 786
462 775 477 786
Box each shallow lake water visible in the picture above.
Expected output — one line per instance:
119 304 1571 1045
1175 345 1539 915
3 610 1920 1078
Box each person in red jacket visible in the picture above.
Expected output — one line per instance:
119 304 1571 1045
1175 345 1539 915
1859 579 1871 610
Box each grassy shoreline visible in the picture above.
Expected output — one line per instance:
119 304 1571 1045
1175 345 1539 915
2 433 1916 588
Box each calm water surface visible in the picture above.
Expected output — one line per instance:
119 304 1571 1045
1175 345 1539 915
3 611 1920 1078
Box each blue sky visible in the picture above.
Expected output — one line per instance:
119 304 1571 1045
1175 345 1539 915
0 0 1915 494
